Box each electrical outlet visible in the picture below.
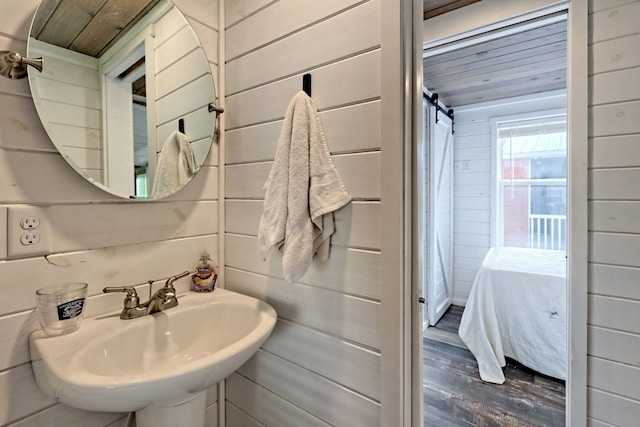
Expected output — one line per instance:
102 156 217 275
20 216 41 229
7 206 50 258
20 232 40 245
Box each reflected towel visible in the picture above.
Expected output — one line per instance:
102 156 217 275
151 130 197 198
258 91 352 283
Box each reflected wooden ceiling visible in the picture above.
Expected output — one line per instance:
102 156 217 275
423 8 567 107
30 0 161 58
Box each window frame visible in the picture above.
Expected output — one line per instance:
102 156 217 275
490 109 567 248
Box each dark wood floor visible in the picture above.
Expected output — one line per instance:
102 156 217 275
423 306 566 427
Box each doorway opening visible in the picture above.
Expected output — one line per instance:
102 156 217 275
418 6 568 425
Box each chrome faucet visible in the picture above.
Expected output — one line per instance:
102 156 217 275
103 271 191 319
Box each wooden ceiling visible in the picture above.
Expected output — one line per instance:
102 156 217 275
424 0 481 20
30 0 161 58
423 14 567 108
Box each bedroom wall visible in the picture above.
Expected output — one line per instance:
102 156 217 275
451 91 566 306
0 0 220 425
222 0 389 425
587 0 640 425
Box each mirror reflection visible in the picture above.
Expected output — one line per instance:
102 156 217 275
27 0 217 199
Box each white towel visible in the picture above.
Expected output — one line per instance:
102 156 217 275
151 130 197 198
258 91 352 282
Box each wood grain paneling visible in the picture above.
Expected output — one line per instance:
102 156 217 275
588 356 640 402
225 0 274 28
175 0 219 31
262 320 381 400
589 0 638 14
237 350 380 426
0 0 40 39
225 50 380 130
590 34 640 75
226 374 330 427
226 100 381 164
590 168 640 200
225 0 365 60
226 0 379 95
225 404 266 427
0 364 55 424
589 201 640 233
589 263 640 300
589 101 640 138
587 388 640 427
590 68 640 106
589 1 640 44
0 93 54 152
226 152 380 200
424 18 567 107
590 134 640 168
588 294 640 335
225 234 381 299
588 326 640 368
225 268 381 349
226 200 381 250
589 232 640 266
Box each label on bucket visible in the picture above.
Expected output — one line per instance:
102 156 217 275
57 298 85 320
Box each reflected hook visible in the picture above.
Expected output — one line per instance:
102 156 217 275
0 51 43 79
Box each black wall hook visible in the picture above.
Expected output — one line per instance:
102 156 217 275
178 118 185 133
303 73 312 97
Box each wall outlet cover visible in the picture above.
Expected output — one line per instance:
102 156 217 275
7 206 50 258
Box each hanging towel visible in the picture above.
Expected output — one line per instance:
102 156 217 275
151 130 197 198
258 91 352 283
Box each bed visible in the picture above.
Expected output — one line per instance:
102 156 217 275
458 247 567 384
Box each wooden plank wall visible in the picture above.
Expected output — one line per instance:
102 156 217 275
223 0 383 425
154 6 215 164
0 0 220 425
587 1 640 426
27 38 102 181
451 91 565 305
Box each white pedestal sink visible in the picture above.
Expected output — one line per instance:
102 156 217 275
29 289 277 427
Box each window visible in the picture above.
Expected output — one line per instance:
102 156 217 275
494 114 567 251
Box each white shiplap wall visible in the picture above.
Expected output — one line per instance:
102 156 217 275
26 39 102 181
223 0 385 425
451 91 566 305
0 0 220 426
153 5 215 163
587 1 640 426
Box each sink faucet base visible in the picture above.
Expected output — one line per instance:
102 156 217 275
103 271 191 319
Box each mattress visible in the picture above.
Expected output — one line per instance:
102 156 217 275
458 247 567 384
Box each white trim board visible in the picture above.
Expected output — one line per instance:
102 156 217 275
423 0 568 47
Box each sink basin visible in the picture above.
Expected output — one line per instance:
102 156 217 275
30 289 276 427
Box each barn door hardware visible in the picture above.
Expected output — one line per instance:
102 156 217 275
425 91 455 134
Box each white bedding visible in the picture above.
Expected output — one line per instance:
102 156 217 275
458 247 567 384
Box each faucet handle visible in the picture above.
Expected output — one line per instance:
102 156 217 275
165 271 191 289
103 286 140 309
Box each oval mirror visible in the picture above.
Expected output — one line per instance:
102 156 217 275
27 0 218 200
